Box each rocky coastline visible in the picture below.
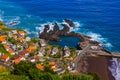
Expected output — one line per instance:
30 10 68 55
39 19 117 80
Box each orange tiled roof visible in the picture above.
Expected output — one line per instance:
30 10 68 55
8 49 14 54
0 35 7 42
49 62 56 66
17 37 24 41
3 44 9 49
29 45 36 50
12 35 17 39
14 59 20 64
18 31 25 35
1 54 9 59
26 48 31 53
36 64 44 69
26 45 36 52
51 67 57 70
80 42 86 45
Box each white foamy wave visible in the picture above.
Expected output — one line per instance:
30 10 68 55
86 32 106 42
109 58 120 80
25 29 36 34
104 43 113 48
37 21 81 33
62 22 71 28
86 32 113 49
74 22 81 27
0 10 4 21
5 16 21 26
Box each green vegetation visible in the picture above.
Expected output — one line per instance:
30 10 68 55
87 73 101 80
0 65 29 80
0 21 6 28
61 74 94 80
10 61 100 80
69 47 76 58
0 75 29 80
0 21 4 26
0 44 9 55
1 27 24 31
31 38 39 43
8 37 18 45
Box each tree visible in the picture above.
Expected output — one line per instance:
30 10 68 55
12 61 36 76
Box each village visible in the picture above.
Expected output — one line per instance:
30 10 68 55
0 23 77 73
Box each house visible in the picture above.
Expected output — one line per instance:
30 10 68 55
51 47 59 55
64 50 70 57
49 61 57 71
12 55 25 64
64 46 70 51
0 54 9 62
30 58 36 62
67 63 72 71
26 45 36 53
63 46 70 57
39 39 46 47
12 30 17 35
38 47 45 56
90 46 98 50
8 32 12 38
18 50 27 56
12 35 17 39
0 35 7 42
25 37 31 41
3 44 9 49
17 37 24 42
36 64 44 70
49 61 56 66
13 59 21 64
18 31 26 36
7 49 15 55
80 42 86 45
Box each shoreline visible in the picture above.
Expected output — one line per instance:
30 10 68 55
0 19 119 80
38 19 119 80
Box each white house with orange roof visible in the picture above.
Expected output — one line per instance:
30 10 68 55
18 31 26 37
12 30 18 35
0 54 9 62
0 35 7 44
7 49 15 55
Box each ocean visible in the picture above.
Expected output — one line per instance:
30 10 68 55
0 0 120 79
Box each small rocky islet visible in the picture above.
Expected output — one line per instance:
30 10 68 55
0 19 119 80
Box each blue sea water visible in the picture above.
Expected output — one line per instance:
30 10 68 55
49 36 80 48
0 0 120 51
0 0 120 79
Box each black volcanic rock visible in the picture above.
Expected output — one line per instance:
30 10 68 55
39 20 88 43
64 19 76 27
43 25 50 33
53 23 60 32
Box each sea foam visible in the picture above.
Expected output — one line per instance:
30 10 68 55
86 32 113 48
109 58 120 80
0 10 4 21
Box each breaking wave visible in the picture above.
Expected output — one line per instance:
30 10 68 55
25 28 38 36
0 10 4 21
37 21 81 33
109 58 120 80
86 32 113 49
